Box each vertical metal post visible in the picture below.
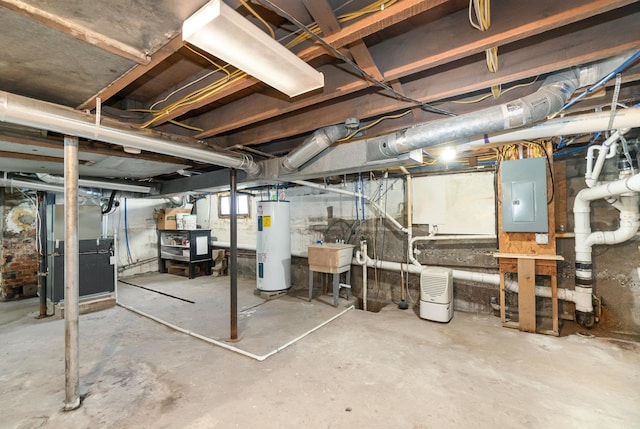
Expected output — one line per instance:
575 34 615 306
37 191 48 318
229 168 238 340
63 135 80 411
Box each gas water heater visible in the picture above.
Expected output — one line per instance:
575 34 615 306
256 200 291 292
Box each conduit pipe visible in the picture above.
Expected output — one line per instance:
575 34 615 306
291 180 408 233
0 91 261 176
117 301 354 361
367 54 633 159
281 124 349 173
36 173 151 193
573 173 640 327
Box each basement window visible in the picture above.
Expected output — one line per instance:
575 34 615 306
218 193 250 218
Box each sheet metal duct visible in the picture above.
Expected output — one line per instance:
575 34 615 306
365 53 636 160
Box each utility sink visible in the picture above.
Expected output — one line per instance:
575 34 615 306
307 243 355 273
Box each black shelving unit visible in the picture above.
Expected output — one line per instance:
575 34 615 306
158 229 212 279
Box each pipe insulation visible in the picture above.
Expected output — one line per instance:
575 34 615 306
363 53 635 158
281 125 348 173
0 91 261 176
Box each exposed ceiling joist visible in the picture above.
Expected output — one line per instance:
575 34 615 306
213 10 640 147
192 0 636 139
145 0 452 127
78 36 185 110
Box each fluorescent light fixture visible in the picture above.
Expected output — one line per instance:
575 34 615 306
182 0 324 97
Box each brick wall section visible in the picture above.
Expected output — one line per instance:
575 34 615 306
1 189 38 300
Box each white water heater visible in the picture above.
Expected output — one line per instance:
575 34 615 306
256 200 291 292
419 267 453 322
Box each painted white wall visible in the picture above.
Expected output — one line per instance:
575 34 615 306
122 172 490 274
109 197 168 277
197 176 405 255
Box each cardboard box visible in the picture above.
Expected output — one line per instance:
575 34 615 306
157 208 192 230
308 243 355 273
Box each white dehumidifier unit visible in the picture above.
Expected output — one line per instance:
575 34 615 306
419 267 453 322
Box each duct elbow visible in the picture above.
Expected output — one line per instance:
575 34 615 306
244 160 262 178
281 124 348 173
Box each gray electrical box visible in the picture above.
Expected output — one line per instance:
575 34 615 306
501 157 548 232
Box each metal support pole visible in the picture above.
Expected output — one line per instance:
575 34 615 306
37 191 48 318
63 135 80 411
229 168 238 340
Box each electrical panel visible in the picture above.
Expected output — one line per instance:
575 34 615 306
500 157 548 232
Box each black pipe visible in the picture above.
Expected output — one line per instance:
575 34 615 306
101 190 117 214
37 191 48 318
230 168 238 340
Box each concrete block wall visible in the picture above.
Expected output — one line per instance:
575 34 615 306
0 189 38 300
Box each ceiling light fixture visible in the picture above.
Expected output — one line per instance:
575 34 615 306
440 146 457 161
182 0 324 98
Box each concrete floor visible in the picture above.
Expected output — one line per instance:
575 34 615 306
1 273 639 429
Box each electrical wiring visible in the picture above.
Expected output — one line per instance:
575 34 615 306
127 109 205 132
143 0 400 129
239 0 275 39
452 75 539 104
338 109 412 141
259 0 455 117
469 0 500 97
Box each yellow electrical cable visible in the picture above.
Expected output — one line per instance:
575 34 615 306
338 109 412 141
143 0 398 129
239 0 275 39
452 76 539 104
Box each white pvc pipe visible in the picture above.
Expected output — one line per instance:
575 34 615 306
361 241 368 311
354 252 578 304
458 107 640 151
117 301 354 362
585 130 626 188
585 195 640 248
576 172 640 203
291 180 408 233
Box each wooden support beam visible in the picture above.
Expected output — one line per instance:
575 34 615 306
78 36 184 110
517 258 537 333
208 11 640 147
193 0 637 138
302 0 340 35
146 0 450 127
0 0 148 64
295 0 451 62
